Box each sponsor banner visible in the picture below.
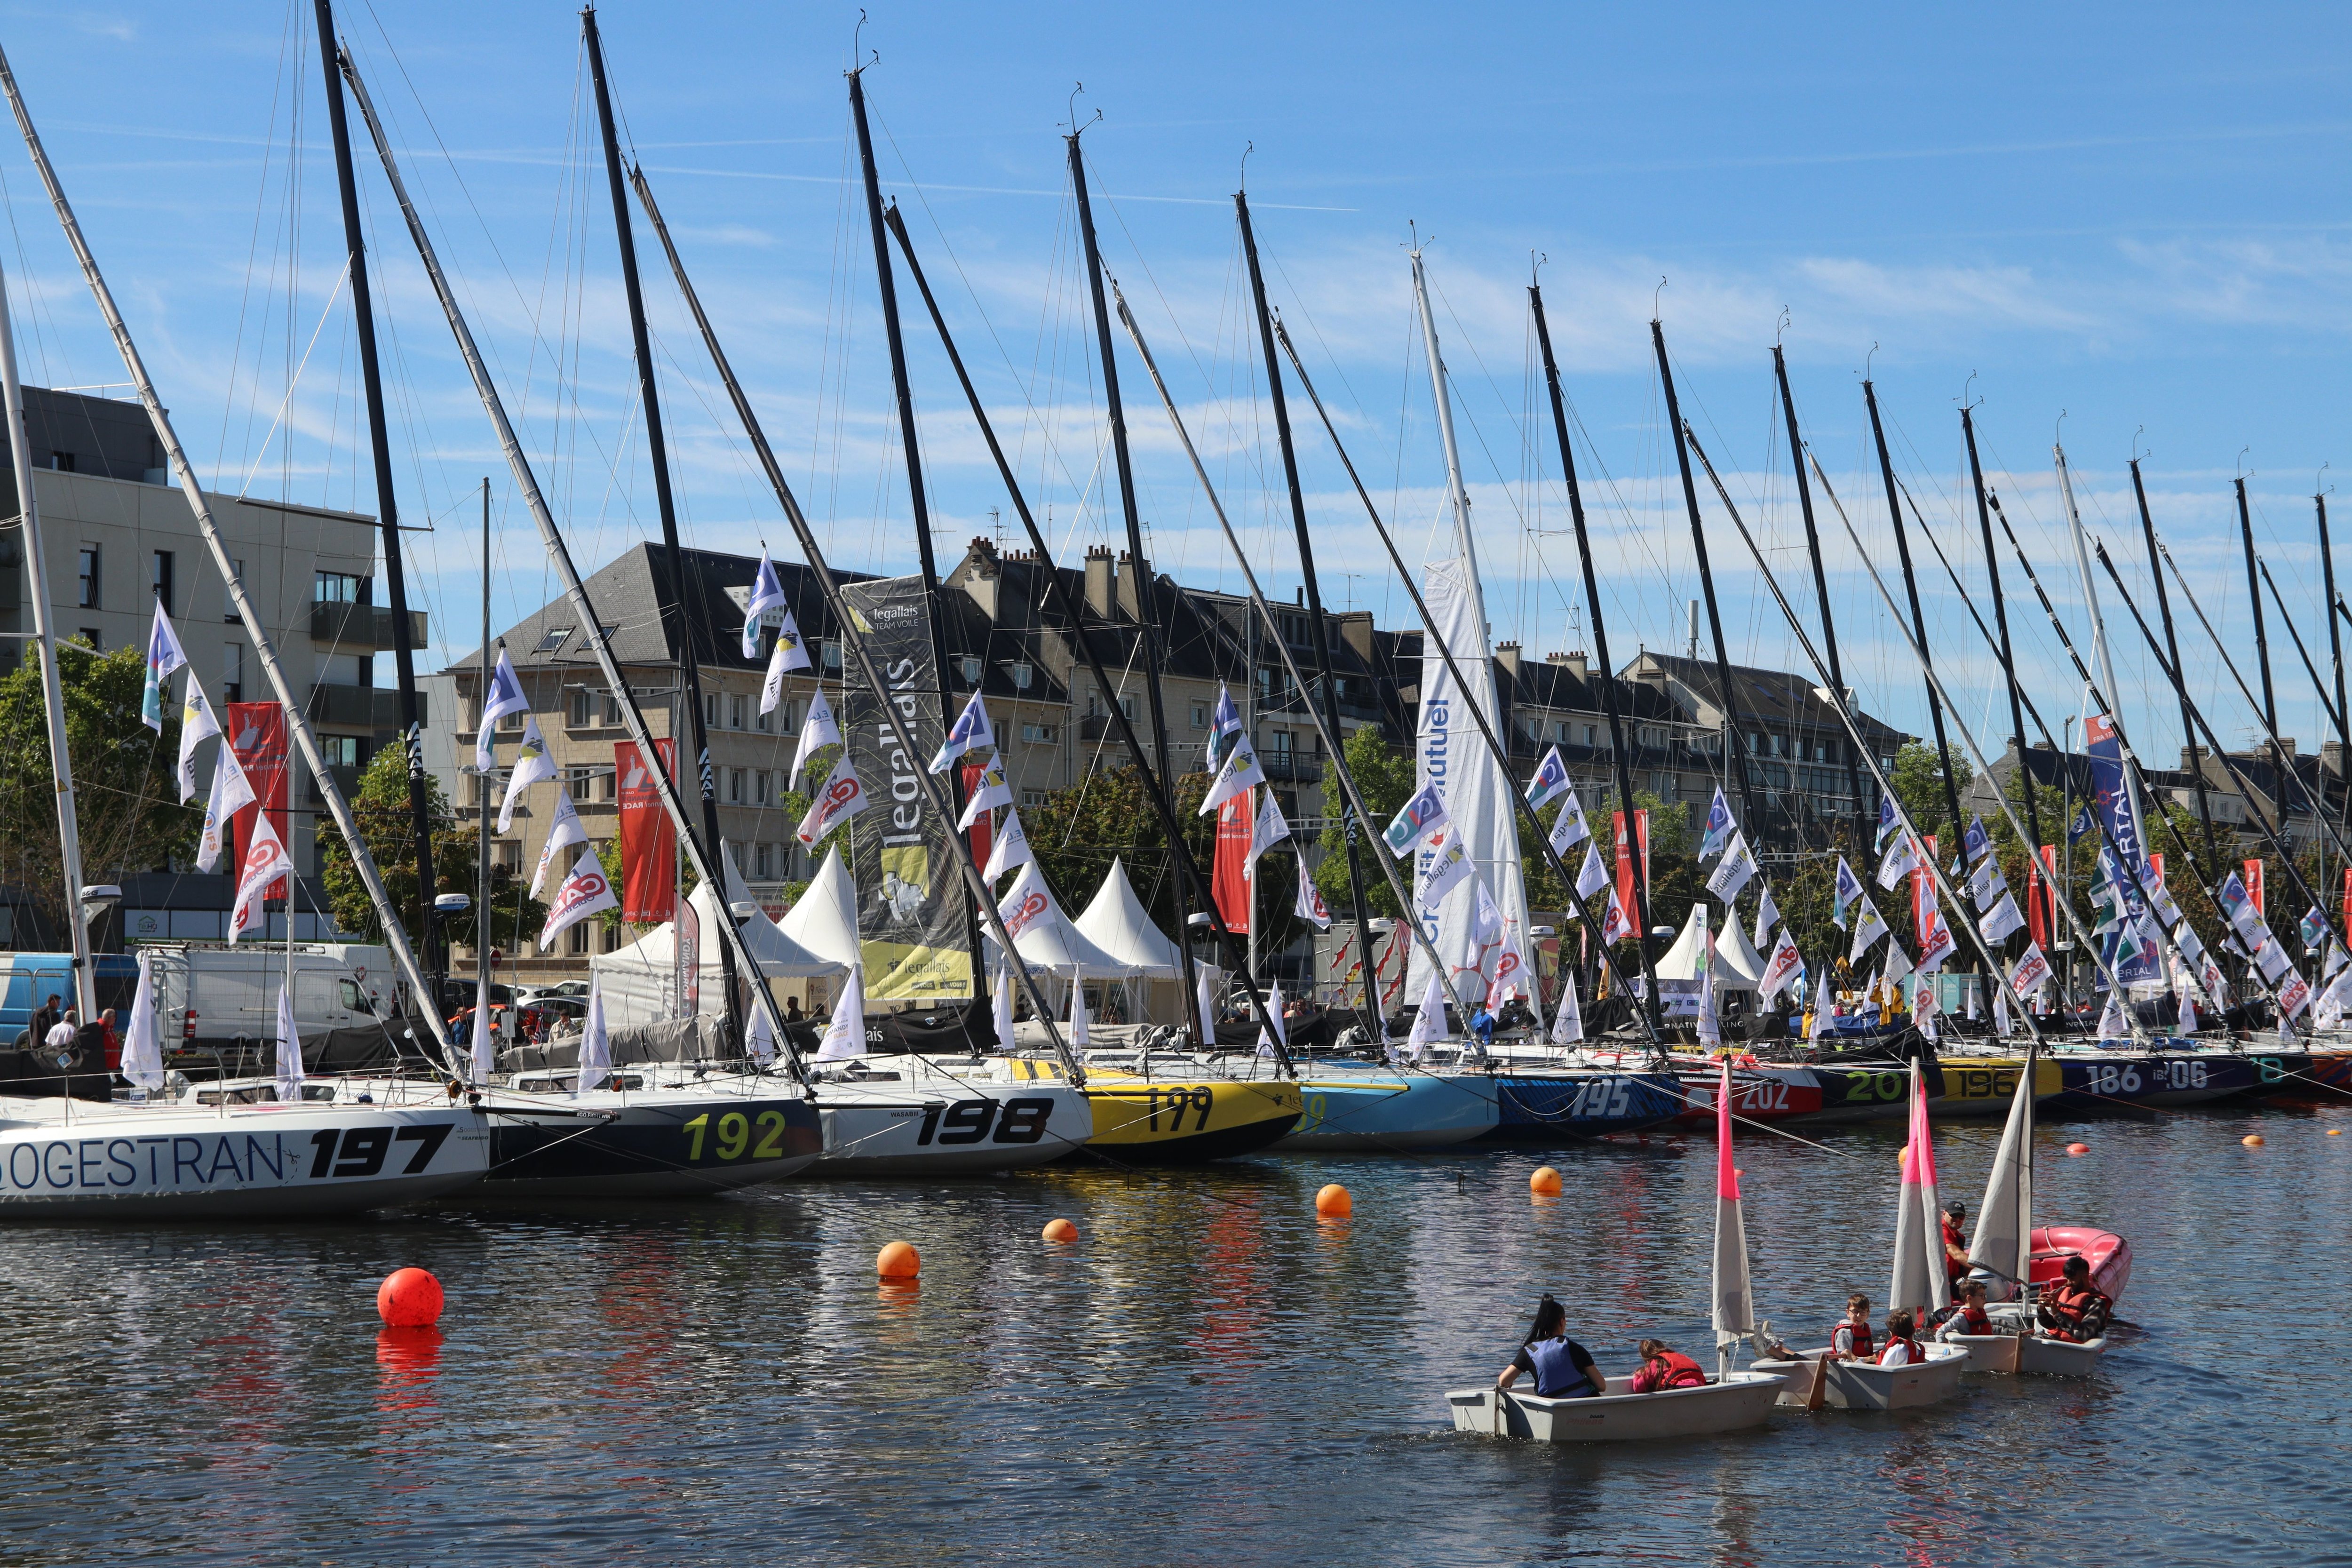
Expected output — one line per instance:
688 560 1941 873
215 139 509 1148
1214 789 1252 933
227 702 290 904
841 575 971 1001
2085 713 2158 984
615 738 676 924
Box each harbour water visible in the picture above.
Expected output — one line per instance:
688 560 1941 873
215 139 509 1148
4 1097 2347 1565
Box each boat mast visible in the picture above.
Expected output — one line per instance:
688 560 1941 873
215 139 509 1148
335 48 813 1081
1065 124 1202 1040
311 0 442 1002
1864 382 1970 861
0 261 92 1027
2130 458 2218 864
1234 190 1380 1038
1411 250 1488 618
1530 289 1659 1027
1653 320 1772 849
2056 440 2133 790
0 44 456 1067
620 168 1085 1074
872 203 1307 1067
1774 345 1871 852
2238 479 2278 739
844 57 983 993
581 8 743 1049
1961 407 2045 861
2318 493 2352 896
2258 556 2347 740
475 482 493 1071
1283 308 1665 1051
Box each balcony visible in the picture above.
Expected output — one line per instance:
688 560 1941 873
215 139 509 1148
307 683 423 731
1259 751 1323 783
310 600 428 652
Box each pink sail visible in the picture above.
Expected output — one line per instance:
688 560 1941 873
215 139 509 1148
1711 1059 1753 1349
1889 1059 1936 1316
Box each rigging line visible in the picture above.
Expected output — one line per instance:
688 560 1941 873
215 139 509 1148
233 256 354 500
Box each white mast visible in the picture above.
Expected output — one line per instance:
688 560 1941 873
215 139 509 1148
0 46 457 1066
0 259 94 1027
1410 248 1488 619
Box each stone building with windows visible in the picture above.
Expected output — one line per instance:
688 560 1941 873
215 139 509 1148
0 384 414 945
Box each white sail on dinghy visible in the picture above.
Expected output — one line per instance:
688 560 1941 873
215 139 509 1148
1942 1046 2109 1375
1445 1060 1787 1442
1752 1060 1969 1409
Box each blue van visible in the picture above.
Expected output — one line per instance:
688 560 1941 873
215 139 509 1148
0 953 142 1049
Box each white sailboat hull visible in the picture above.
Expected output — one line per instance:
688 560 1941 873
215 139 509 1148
1943 1332 2107 1376
1446 1372 1787 1442
805 1072 1089 1176
0 1095 488 1218
1753 1343 1969 1409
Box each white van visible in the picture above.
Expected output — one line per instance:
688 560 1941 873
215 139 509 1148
140 943 385 1048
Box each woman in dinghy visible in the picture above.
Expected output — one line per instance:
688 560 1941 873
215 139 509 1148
1631 1340 1708 1393
1496 1295 1602 1399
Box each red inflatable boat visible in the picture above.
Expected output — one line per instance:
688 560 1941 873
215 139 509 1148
2028 1225 2131 1304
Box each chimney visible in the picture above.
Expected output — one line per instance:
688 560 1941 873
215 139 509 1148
1084 546 1114 619
1495 640 1522 677
2326 740 2346 778
1114 549 1145 622
1336 611 1373 662
1547 650 1589 677
2275 735 2297 758
1687 600 1701 661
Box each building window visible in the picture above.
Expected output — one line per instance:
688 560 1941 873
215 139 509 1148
49 450 73 472
755 842 774 879
704 692 720 729
225 559 246 623
76 546 98 608
77 628 100 649
754 770 771 807
755 700 771 734
1191 703 1208 729
1021 723 1058 745
602 692 621 725
1011 661 1033 692
493 840 521 872
1022 789 1049 807
822 641 843 673
568 767 594 802
224 643 244 704
567 923 590 956
729 694 747 730
315 570 369 604
728 768 746 804
600 769 618 803
534 627 572 655
499 700 524 732
321 735 363 767
152 550 174 613
958 656 982 683
569 689 592 726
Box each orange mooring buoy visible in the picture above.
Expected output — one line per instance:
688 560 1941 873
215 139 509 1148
1314 1183 1352 1219
1529 1166 1562 1196
877 1241 921 1279
1041 1218 1079 1243
376 1267 444 1329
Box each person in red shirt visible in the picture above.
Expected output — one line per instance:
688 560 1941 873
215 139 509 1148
1939 1201 1971 1286
1631 1339 1708 1393
99 1008 120 1072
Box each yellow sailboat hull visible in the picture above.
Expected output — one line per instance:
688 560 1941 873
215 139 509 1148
1000 1059 1301 1163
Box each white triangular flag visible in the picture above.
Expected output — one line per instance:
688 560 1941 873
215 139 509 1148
532 789 590 896
120 948 165 1092
538 850 619 950
983 804 1034 882
817 965 866 1060
791 686 842 783
578 977 612 1088
228 812 294 942
1067 970 1090 1051
196 740 258 873
496 713 558 833
476 651 531 774
175 673 222 804
760 609 811 716
742 549 788 659
274 983 303 1104
1247 788 1291 876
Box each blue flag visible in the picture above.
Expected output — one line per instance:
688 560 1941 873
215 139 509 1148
1525 747 1571 812
1875 792 1898 851
1208 684 1244 769
1832 856 1864 930
1963 814 1991 865
1700 788 1736 861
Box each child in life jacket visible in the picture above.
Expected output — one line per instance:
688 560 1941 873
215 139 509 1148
1933 1279 1996 1340
2037 1256 2113 1342
1830 1293 1875 1361
1877 1308 1925 1366
1630 1339 1708 1393
1496 1294 1602 1399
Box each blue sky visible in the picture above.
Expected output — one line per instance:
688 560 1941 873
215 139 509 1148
2 1 2349 770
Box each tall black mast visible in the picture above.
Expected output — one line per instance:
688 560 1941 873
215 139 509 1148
1066 126 1201 1035
1774 345 1869 852
874 205 1292 1063
1535 289 1661 1029
2320 493 2352 868
846 62 982 996
1962 407 2045 897
2238 478 2278 740
2130 456 2217 864
1653 322 1770 849
582 8 741 1049
312 0 439 999
1863 382 1969 869
1234 190 1378 1034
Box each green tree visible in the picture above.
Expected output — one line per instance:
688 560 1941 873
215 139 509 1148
1314 725 1414 918
1890 738 1974 854
0 643 197 935
317 745 543 953
1021 763 1218 938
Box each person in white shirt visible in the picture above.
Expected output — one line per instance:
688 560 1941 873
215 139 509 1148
44 1007 78 1055
1877 1307 1925 1366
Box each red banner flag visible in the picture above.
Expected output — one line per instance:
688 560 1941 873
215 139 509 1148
961 757 994 868
1611 809 1652 933
1213 788 1252 933
227 702 290 905
2244 858 2266 919
2030 845 2057 949
615 738 677 924
2342 866 2351 940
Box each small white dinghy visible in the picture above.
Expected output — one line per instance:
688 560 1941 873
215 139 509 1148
1444 1057 1786 1442
1939 1050 2107 1376
1756 1059 1970 1411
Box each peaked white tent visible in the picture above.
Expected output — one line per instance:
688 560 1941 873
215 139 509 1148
1655 903 1764 989
980 870 1134 978
1073 859 1183 979
592 877 844 1030
779 845 859 969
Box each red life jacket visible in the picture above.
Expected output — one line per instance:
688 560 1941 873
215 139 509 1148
1636 1350 1707 1392
1952 1302 1994 1336
1831 1319 1874 1360
1879 1334 1924 1366
2043 1281 2110 1342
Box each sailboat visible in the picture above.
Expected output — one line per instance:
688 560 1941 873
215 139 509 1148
1445 1060 1788 1441
1751 1060 1970 1409
1940 1048 2121 1374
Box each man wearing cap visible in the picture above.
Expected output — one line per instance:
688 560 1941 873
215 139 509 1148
1940 1200 1971 1287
